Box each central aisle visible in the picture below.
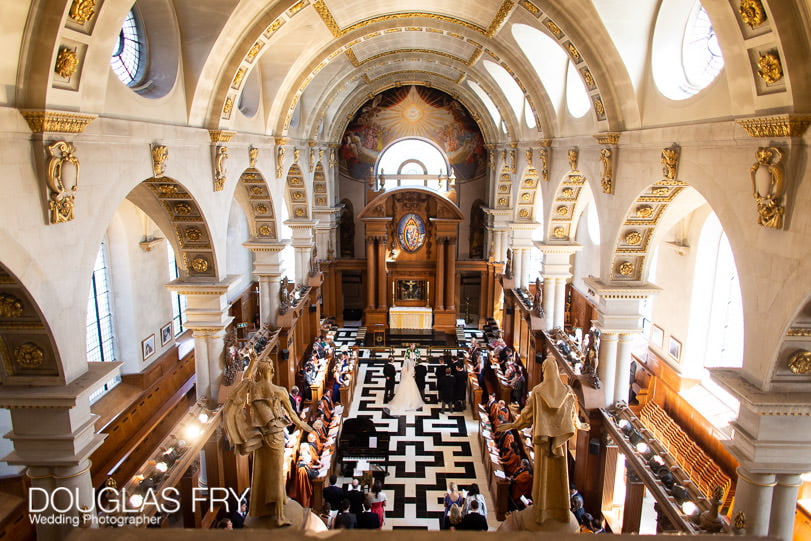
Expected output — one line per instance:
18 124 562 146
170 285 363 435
330 328 499 530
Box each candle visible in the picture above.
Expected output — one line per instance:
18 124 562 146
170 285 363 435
392 281 395 306
426 282 430 305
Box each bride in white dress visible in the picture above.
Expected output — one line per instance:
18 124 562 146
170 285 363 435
386 347 425 414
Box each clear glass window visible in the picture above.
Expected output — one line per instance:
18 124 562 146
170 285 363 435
87 241 120 403
167 243 187 336
110 9 144 87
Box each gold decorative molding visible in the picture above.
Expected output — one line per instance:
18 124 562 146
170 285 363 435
313 0 342 37
750 146 785 229
787 328 811 337
55 47 78 78
757 52 783 84
20 110 96 134
625 231 642 246
46 141 80 224
599 147 613 194
246 41 264 63
593 96 605 119
567 147 578 172
345 49 360 67
151 144 168 178
68 0 96 24
213 145 229 192
593 132 621 145
0 294 23 318
581 68 595 88
249 146 258 168
739 0 767 29
661 143 680 181
617 261 634 276
553 226 565 239
566 42 582 63
208 129 235 143
190 257 210 273
736 114 811 138
636 205 654 218
544 19 562 38
486 1 514 38
231 67 246 90
14 342 44 369
222 97 234 118
519 1 540 16
787 350 811 375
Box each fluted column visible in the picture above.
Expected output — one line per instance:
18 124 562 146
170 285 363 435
770 474 802 541
614 333 637 404
597 332 618 407
734 467 776 537
543 278 555 329
446 239 457 310
377 238 387 308
553 277 566 329
366 239 375 309
245 240 287 327
435 239 445 310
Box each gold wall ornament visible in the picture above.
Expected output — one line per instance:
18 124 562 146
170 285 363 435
525 148 533 167
157 184 178 196
566 42 581 63
787 350 811 375
69 0 96 24
519 209 529 218
787 328 811 337
258 225 272 237
213 145 229 191
567 147 578 171
553 226 566 238
309 147 316 170
190 257 209 273
636 205 654 218
739 0 766 29
21 110 96 134
276 145 285 178
151 144 168 178
54 47 79 78
0 294 24 318
538 147 549 181
556 205 569 216
173 202 192 215
757 52 783 84
661 143 680 180
519 1 540 16
509 149 516 173
255 204 269 215
246 41 264 62
581 68 595 88
486 1 515 38
561 188 575 198
736 114 811 138
231 68 246 90
329 148 336 169
617 261 634 276
593 96 606 119
294 208 306 217
625 231 642 245
651 186 669 196
45 141 80 224
249 146 258 168
185 227 203 241
222 97 234 117
750 146 786 229
208 130 235 143
544 19 563 38
14 342 44 369
599 147 613 194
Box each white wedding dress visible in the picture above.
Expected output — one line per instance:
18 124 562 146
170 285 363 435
386 354 425 415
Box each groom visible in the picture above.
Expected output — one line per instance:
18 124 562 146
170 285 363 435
383 356 396 402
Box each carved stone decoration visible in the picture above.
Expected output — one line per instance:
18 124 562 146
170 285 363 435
14 342 45 369
293 147 300 164
625 231 642 246
46 141 80 224
788 350 811 375
185 227 203 242
329 148 336 169
249 146 258 168
509 149 517 173
504 248 513 279
617 261 634 276
739 0 766 28
553 226 565 238
309 146 316 170
737 114 811 138
190 257 209 273
213 145 229 191
636 205 654 218
661 144 680 180
599 147 613 194
0 294 24 318
757 52 783 84
151 144 168 178
69 0 96 24
750 146 786 229
279 276 290 314
567 147 578 171
54 47 79 78
21 110 96 134
222 330 240 386
525 148 533 167
276 145 285 178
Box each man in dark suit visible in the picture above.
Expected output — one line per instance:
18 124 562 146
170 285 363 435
323 474 344 513
453 362 467 411
383 356 396 402
335 499 357 529
229 500 248 529
346 478 365 515
414 359 427 399
457 499 488 530
357 500 381 529
438 367 455 413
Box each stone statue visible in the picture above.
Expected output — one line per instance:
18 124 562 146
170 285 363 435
534 277 543 316
497 357 589 531
223 355 313 527
505 248 513 279
695 486 725 533
279 276 290 314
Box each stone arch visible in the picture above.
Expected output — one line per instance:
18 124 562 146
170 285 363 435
0 262 64 384
339 199 355 258
770 297 811 386
130 177 219 280
285 163 309 219
469 199 487 259
547 167 593 242
312 162 328 209
236 166 278 240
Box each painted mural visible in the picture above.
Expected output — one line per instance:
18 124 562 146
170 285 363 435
340 85 486 180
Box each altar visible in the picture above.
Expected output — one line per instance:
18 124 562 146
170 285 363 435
388 306 433 330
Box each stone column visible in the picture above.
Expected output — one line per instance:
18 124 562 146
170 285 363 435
734 467 776 537
0 363 120 541
770 473 802 541
376 237 387 309
245 240 288 327
366 238 376 309
313 207 340 260
597 331 618 407
614 333 637 404
512 248 523 289
435 238 445 310
445 239 457 310
286 219 317 285
554 277 566 328
167 278 237 404
543 277 555 330
537 242 582 330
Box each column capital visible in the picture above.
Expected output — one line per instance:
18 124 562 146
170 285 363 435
243 238 289 253
584 277 662 333
166 275 242 297
535 241 583 256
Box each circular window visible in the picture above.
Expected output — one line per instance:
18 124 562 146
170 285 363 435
110 10 144 87
652 1 725 100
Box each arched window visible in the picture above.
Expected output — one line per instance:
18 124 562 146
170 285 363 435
565 61 590 118
110 9 145 87
376 139 449 190
167 243 187 336
87 241 121 402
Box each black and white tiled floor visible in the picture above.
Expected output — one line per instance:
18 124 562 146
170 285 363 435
329 328 497 530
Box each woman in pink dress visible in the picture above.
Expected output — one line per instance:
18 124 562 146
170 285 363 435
368 480 387 528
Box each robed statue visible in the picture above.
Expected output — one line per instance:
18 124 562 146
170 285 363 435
223 353 313 527
497 356 589 531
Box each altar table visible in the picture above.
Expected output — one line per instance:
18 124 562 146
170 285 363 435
388 306 433 330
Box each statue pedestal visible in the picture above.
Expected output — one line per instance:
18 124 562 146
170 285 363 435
244 499 328 533
497 506 580 533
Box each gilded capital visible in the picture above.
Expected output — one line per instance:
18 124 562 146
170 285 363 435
593 132 621 145
20 110 96 134
736 114 811 138
208 129 235 143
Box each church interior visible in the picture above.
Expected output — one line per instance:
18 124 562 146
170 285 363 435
1 0 811 539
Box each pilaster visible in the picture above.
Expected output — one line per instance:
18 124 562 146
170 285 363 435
536 242 582 330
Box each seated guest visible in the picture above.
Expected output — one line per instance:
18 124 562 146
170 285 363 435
304 431 324 456
500 441 522 475
319 502 334 529
510 459 533 506
510 367 526 406
323 474 344 514
357 500 381 529
289 385 303 416
312 419 329 441
570 485 586 524
217 517 233 529
457 499 488 531
229 500 248 528
335 499 356 529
